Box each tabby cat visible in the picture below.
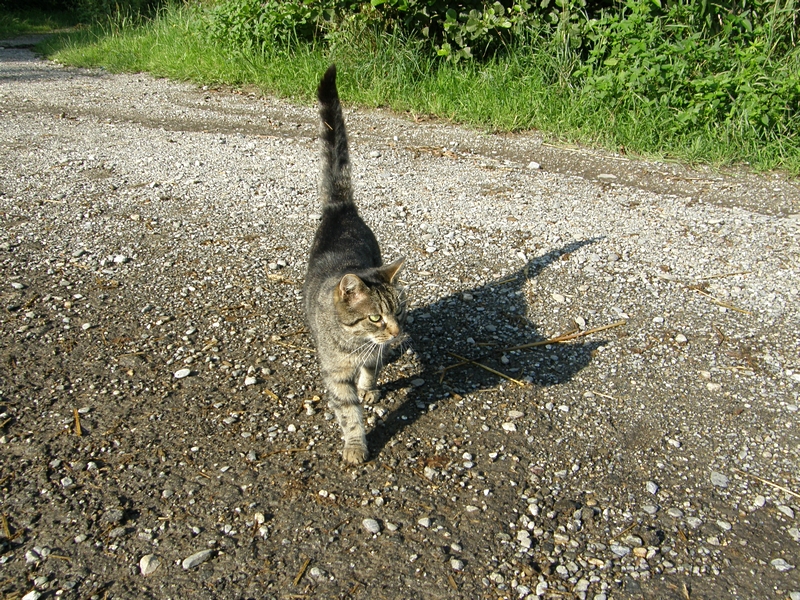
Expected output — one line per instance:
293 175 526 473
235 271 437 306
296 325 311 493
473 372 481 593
303 65 406 465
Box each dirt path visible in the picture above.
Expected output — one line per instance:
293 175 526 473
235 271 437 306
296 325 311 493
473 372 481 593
1 43 799 600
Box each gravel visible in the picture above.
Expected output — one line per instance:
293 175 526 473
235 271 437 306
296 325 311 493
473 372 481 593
0 41 799 599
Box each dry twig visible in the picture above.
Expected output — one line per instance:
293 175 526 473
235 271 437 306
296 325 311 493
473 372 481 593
733 468 800 500
447 352 526 387
73 408 82 437
691 288 752 315
293 557 311 586
439 320 627 382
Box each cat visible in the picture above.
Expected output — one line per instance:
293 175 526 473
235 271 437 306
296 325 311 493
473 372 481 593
303 65 406 465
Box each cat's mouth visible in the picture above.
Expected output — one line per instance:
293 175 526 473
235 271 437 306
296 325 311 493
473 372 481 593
372 331 408 348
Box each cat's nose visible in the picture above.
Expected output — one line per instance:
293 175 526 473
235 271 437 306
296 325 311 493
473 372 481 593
386 320 400 337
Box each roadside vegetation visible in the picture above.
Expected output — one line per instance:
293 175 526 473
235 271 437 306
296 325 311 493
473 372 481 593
10 0 800 174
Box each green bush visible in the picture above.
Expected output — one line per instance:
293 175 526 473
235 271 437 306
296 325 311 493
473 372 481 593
580 0 800 141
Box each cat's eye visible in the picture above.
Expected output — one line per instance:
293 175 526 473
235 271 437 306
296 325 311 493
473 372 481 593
368 314 382 323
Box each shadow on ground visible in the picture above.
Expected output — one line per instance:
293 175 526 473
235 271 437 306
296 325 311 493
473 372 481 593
368 239 604 456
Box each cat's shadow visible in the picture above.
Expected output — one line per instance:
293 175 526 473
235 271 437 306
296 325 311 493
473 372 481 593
367 239 604 457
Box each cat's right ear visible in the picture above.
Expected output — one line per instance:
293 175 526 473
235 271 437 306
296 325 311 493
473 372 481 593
338 274 367 300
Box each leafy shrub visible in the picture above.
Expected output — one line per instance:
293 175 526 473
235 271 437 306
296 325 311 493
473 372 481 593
205 0 363 52
580 0 800 140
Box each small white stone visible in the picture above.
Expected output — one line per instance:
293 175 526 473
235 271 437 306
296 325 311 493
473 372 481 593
646 481 659 495
418 517 431 528
771 558 795 572
450 558 465 571
527 161 541 170
778 505 795 518
675 333 688 343
174 368 191 379
244 376 257 386
139 554 160 576
552 292 566 303
610 544 630 557
501 422 517 432
182 549 213 570
362 518 381 534
21 591 41 600
508 410 524 419
710 471 729 488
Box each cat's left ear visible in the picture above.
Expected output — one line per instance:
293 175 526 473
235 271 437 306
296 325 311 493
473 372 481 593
379 257 405 283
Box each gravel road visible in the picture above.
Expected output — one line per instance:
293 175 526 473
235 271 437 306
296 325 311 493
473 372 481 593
1 40 799 600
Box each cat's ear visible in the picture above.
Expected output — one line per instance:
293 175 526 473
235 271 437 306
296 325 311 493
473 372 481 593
338 273 367 299
379 257 405 283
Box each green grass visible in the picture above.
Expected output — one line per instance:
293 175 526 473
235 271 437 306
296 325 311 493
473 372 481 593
0 8 80 38
37 3 800 175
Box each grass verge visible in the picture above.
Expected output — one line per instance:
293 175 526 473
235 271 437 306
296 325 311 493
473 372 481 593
0 9 79 38
36 3 800 175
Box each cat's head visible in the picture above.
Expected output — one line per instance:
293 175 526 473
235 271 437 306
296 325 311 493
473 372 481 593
334 258 406 345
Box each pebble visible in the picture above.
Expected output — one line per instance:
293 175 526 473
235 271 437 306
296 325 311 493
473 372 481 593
418 517 431 528
174 368 191 379
770 558 795 572
527 161 540 170
710 471 729 488
139 554 160 576
21 591 41 600
686 517 703 528
667 508 684 518
450 558 464 571
501 422 517 432
535 581 548 595
182 549 214 570
508 410 524 419
411 379 425 387
610 544 630 557
362 518 381 534
778 505 795 518
244 376 257 386
646 480 659 495
675 333 688 343
642 504 659 515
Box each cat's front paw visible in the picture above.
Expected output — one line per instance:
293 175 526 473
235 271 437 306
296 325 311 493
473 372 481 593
342 443 368 465
358 388 382 403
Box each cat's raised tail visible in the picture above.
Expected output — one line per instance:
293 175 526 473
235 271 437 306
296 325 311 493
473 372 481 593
317 64 352 207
